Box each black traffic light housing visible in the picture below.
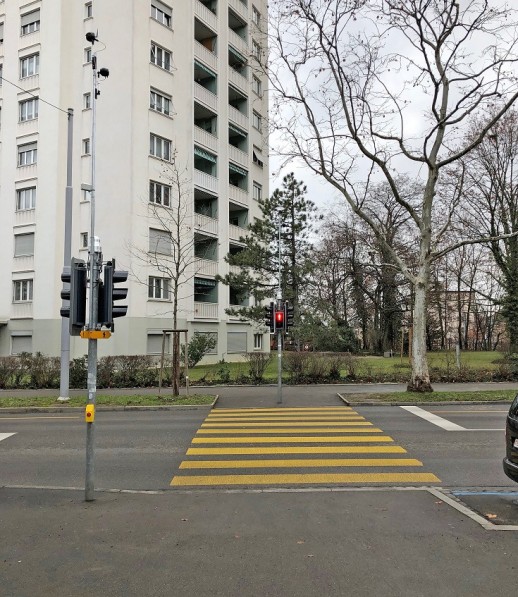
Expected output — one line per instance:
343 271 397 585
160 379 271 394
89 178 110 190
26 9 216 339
60 257 87 336
264 302 275 333
98 259 128 331
284 301 294 330
274 308 285 332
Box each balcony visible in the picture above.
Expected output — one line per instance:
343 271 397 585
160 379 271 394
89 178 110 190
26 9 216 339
229 184 249 207
229 264 241 275
229 105 249 129
194 126 218 153
229 29 248 56
229 223 247 242
194 301 219 319
194 213 219 236
229 0 248 20
194 82 217 111
194 40 218 72
228 66 248 94
195 258 219 276
194 0 218 32
194 169 218 194
229 144 248 169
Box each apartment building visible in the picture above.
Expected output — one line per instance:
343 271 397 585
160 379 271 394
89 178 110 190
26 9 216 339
0 0 269 361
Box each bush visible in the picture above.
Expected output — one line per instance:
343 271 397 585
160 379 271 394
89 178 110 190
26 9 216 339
0 357 21 389
69 356 87 388
216 360 231 384
182 334 217 368
29 352 60 389
113 355 157 388
245 352 272 384
97 356 117 388
283 351 309 384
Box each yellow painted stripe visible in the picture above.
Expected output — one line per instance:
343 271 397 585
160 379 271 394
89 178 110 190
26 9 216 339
187 446 408 455
213 408 352 413
191 436 395 444
171 472 441 486
205 416 364 421
196 428 383 434
180 458 423 469
201 422 373 428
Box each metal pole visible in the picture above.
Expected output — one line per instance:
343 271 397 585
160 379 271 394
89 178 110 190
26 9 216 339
58 109 74 402
277 213 282 405
85 53 99 502
158 331 166 394
184 331 189 396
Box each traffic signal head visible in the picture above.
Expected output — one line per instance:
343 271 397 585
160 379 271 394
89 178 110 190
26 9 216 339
264 302 275 333
284 302 294 330
60 257 87 336
275 309 285 332
98 259 128 330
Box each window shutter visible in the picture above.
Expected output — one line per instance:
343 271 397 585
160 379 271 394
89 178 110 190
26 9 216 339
147 333 169 355
149 228 171 255
11 335 32 355
227 331 247 354
14 233 34 256
21 9 40 26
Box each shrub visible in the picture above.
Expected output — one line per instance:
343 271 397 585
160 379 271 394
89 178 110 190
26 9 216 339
69 356 87 388
30 352 60 388
182 334 217 369
97 356 117 388
114 355 157 388
245 352 272 384
216 360 231 384
0 357 20 389
283 351 309 384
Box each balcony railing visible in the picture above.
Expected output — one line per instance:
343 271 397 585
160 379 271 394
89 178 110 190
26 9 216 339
194 169 218 194
195 258 218 276
229 29 248 56
194 83 217 111
229 145 249 168
194 126 218 153
194 0 218 31
229 0 248 21
229 105 249 129
229 223 247 242
229 184 249 207
195 213 219 236
194 301 219 319
194 40 218 72
228 66 248 94
11 302 33 319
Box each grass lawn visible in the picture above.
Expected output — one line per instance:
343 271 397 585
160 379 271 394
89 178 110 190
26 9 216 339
344 389 516 404
0 394 216 408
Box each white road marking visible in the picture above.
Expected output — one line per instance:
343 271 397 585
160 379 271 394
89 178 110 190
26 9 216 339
400 406 467 431
0 433 16 442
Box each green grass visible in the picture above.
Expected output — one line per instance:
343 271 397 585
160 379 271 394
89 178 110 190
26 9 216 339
344 389 516 404
0 394 216 408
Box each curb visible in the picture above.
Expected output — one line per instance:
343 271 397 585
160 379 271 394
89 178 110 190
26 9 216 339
336 393 513 407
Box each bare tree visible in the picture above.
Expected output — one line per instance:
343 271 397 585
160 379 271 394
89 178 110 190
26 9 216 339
131 157 200 395
268 0 518 390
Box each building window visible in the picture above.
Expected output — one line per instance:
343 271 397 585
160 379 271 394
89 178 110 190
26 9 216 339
148 276 170 300
81 232 89 248
18 142 37 166
14 233 35 257
147 332 170 355
20 9 40 35
84 47 92 64
150 89 171 116
149 180 171 207
82 138 91 155
151 1 172 28
252 75 262 96
19 97 39 121
254 333 263 350
20 53 39 78
252 6 261 26
83 92 91 109
252 39 261 61
252 110 262 131
11 334 33 355
85 2 93 19
150 42 172 71
227 331 247 354
13 279 33 302
149 228 172 255
253 182 262 201
0 64 3 86
0 22 4 43
16 187 36 211
150 133 171 161
253 146 264 168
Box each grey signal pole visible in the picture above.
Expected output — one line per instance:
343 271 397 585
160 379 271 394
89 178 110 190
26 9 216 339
277 212 283 405
58 109 74 402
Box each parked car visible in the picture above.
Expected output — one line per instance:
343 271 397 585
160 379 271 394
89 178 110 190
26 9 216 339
503 394 518 483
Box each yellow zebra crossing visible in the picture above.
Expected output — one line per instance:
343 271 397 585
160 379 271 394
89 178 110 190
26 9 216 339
171 407 440 487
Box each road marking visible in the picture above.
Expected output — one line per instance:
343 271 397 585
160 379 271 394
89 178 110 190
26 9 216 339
191 435 395 443
187 446 408 455
400 406 467 430
205 416 366 421
213 408 352 413
180 458 423 469
196 427 383 434
201 421 372 427
0 433 16 442
171 472 441 486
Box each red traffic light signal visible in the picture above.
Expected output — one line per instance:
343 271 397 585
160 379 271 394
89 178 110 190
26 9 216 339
275 310 284 331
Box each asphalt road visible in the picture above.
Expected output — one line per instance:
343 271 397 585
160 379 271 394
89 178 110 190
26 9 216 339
1 396 517 596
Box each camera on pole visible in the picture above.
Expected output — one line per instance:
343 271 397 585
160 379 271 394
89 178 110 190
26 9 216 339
60 257 87 336
98 258 128 331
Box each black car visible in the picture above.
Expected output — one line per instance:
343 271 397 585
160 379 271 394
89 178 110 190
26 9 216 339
503 394 518 483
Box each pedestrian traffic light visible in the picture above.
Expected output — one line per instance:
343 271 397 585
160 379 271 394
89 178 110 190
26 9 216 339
284 302 294 330
264 302 275 333
98 258 128 331
60 257 87 336
275 308 285 332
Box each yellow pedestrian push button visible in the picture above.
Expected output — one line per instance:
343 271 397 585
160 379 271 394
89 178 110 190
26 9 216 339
85 404 95 423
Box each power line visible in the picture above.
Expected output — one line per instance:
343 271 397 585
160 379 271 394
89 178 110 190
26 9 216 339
0 73 70 115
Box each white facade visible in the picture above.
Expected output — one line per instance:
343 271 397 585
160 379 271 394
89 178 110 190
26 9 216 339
0 0 269 361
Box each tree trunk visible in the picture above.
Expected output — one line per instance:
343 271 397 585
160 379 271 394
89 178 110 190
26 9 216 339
408 276 433 392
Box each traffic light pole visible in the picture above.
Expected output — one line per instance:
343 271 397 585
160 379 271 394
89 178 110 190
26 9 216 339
277 213 283 405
